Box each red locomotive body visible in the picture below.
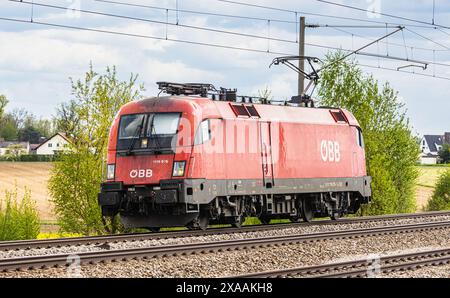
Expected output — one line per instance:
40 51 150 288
99 85 371 229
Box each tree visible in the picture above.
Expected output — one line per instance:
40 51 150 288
438 144 450 164
317 52 419 215
48 65 144 235
426 168 450 211
0 94 7 120
0 114 19 141
54 100 80 138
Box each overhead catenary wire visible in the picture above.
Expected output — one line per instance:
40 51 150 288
316 0 450 30
215 0 441 29
9 0 299 44
94 0 298 24
0 16 293 56
324 25 446 53
3 0 450 81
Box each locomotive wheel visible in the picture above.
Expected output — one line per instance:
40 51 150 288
331 212 340 220
259 216 271 225
301 199 314 222
232 215 244 228
289 216 301 223
198 213 209 231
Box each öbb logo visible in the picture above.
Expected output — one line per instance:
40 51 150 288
130 169 153 178
320 140 340 162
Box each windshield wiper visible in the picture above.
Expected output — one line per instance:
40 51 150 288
150 117 164 154
126 117 145 155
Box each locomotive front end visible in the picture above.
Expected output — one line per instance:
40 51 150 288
98 97 201 229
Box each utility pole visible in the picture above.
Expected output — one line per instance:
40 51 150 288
298 16 306 96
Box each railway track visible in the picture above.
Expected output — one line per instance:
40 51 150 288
1 211 450 252
234 247 450 278
1 220 450 272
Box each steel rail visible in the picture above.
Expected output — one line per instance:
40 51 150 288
234 248 450 278
1 211 450 252
1 220 450 272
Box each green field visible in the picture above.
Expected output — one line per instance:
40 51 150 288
415 165 449 210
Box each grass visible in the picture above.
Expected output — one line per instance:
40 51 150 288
417 165 448 188
415 165 449 211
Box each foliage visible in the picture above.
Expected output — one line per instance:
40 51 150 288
258 86 273 103
0 114 19 141
0 94 7 120
317 52 419 215
426 168 450 211
54 100 80 139
48 64 144 235
0 106 55 142
438 143 450 164
0 186 40 240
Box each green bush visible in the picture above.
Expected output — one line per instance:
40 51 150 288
49 65 144 235
318 52 419 215
426 168 450 211
0 187 40 240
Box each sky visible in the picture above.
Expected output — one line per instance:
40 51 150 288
0 0 449 136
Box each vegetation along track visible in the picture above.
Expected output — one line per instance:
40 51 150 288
1 211 450 252
1 220 450 272
233 247 450 278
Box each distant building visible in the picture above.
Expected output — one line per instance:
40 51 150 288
33 132 70 155
0 141 30 156
420 133 449 164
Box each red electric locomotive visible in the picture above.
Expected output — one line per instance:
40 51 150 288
98 82 371 230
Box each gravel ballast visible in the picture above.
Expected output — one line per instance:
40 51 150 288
1 215 450 260
1 228 449 278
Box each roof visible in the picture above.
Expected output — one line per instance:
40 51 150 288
33 132 71 151
30 144 41 150
0 141 29 149
424 135 443 152
119 96 360 127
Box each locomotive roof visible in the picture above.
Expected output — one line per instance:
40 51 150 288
119 96 360 127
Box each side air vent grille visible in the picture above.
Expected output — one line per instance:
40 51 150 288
230 104 261 118
330 110 347 123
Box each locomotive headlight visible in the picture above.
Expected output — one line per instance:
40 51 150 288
107 164 115 180
141 138 148 148
172 161 186 177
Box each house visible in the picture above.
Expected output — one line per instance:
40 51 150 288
0 141 30 156
420 133 449 164
33 132 70 155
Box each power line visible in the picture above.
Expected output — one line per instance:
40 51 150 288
316 0 450 30
405 27 450 50
215 0 440 29
94 0 298 24
305 41 450 68
2 15 450 82
9 0 299 44
321 25 447 52
359 63 450 81
0 16 292 56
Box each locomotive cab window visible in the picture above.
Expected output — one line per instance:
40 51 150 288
117 113 180 153
194 119 211 145
355 127 365 148
118 114 145 139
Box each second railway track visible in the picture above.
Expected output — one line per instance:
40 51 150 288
1 211 450 252
1 219 450 272
234 247 450 278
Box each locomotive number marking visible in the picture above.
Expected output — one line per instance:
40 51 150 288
321 140 340 162
130 169 153 178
